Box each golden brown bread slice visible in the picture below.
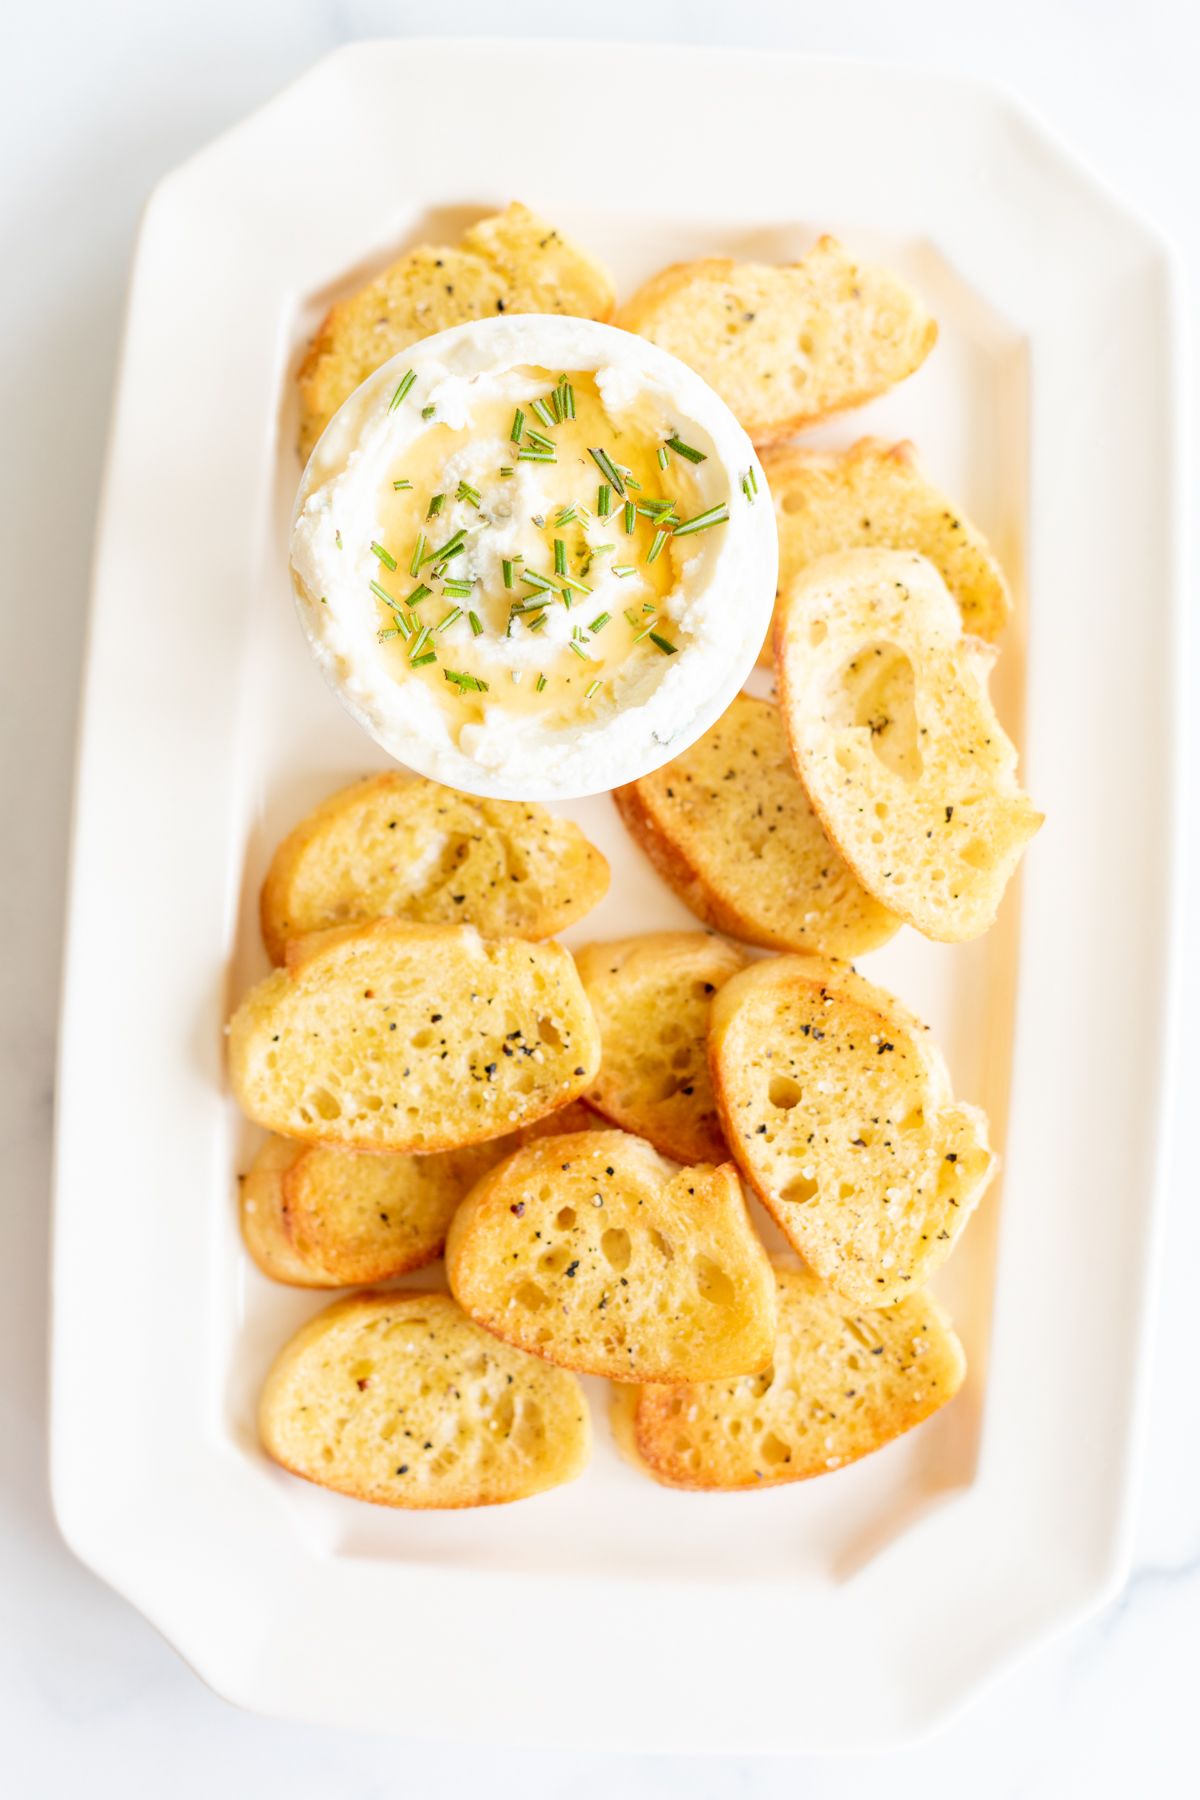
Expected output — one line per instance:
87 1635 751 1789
573 933 748 1162
445 1130 776 1382
617 238 936 444
227 920 601 1153
629 1263 965 1489
709 956 995 1307
613 694 899 957
298 201 615 458
240 1135 498 1287
775 549 1042 941
239 1101 601 1288
259 1290 590 1508
756 438 1012 666
260 773 609 963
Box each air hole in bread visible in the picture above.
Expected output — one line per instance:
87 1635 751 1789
648 1227 675 1261
555 1206 577 1229
747 1367 774 1400
693 1255 735 1306
809 618 828 645
658 1021 684 1045
411 1028 434 1049
760 1431 792 1465
538 1246 571 1275
537 1017 563 1048
514 1279 550 1311
768 1074 803 1110
960 837 991 870
837 1181 856 1201
781 489 807 516
489 1390 515 1437
781 1173 819 1206
832 642 924 783
305 1086 342 1121
899 1107 925 1133
601 1227 631 1272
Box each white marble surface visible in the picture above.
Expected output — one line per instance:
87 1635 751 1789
3 1 1195 1792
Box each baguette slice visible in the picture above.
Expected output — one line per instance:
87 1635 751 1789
446 1130 776 1382
574 933 749 1163
614 694 899 957
260 773 609 963
757 438 1012 666
240 1101 600 1287
709 956 995 1307
617 238 936 444
228 920 601 1153
299 202 615 458
630 1263 965 1490
259 1290 590 1508
776 549 1042 941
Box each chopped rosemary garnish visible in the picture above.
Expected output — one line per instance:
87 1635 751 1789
623 472 642 490
392 478 413 491
421 404 436 421
613 564 636 579
427 492 445 519
530 397 556 430
521 570 557 593
657 445 670 470
498 465 515 478
558 378 575 420
369 579 399 610
511 407 525 444
555 504 577 526
553 538 566 576
672 502 730 537
587 447 624 496
558 573 593 596
409 625 432 659
370 540 397 570
409 534 426 577
456 480 481 508
667 435 707 464
567 639 591 660
428 529 467 563
536 673 547 692
624 607 640 625
623 501 636 534
443 668 489 692
517 447 556 463
649 631 678 655
468 610 484 637
526 611 548 632
406 583 432 607
646 529 668 564
596 483 611 518
584 679 601 700
511 669 523 684
741 465 758 502
442 579 474 599
502 559 515 589
525 427 556 452
511 596 550 614
588 612 611 633
388 369 416 411
410 649 438 667
437 607 463 632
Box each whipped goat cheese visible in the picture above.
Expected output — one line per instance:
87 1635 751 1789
291 315 777 799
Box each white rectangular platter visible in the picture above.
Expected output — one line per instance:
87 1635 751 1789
51 41 1183 1751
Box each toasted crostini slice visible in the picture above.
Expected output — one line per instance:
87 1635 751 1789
709 956 995 1307
228 920 601 1153
614 694 899 958
259 1290 590 1508
775 548 1042 941
617 237 935 444
446 1129 776 1383
628 1263 965 1489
